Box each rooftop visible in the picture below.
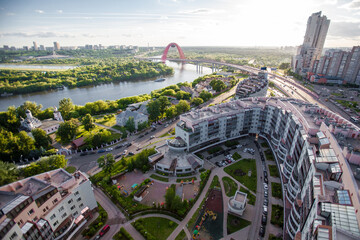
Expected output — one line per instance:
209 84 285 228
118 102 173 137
235 191 247 202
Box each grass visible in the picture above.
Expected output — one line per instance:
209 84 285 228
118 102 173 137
113 227 134 240
336 100 359 112
175 230 187 240
269 165 280 178
232 152 241 160
75 124 121 143
239 187 256 205
176 177 196 183
210 175 220 189
261 142 269 148
222 177 238 197
134 217 178 240
95 114 117 127
65 166 76 173
227 213 251 234
150 174 169 182
224 159 257 192
271 205 284 228
264 149 275 161
271 182 283 199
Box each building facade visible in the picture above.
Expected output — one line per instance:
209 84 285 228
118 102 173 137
0 169 97 240
292 12 330 75
174 97 360 239
116 109 148 130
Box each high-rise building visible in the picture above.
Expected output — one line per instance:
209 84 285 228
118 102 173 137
53 42 60 51
343 46 360 85
33 41 38 51
292 12 330 75
39 45 45 51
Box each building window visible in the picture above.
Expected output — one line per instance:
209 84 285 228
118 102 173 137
73 211 78 217
52 198 58 204
61 213 67 218
53 221 59 227
28 209 34 216
74 191 79 196
50 214 56 220
18 219 24 225
33 216 38 222
70 205 76 210
68 199 73 204
58 206 64 212
10 232 18 240
76 197 82 202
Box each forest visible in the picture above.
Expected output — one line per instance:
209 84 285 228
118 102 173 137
0 60 173 95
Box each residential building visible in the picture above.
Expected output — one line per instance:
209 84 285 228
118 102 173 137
292 12 330 75
39 45 45 51
343 46 360 85
174 97 360 239
234 71 268 99
0 169 97 239
33 42 38 51
116 109 148 130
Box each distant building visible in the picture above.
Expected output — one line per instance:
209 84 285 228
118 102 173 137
0 168 97 239
53 42 60 51
33 41 38 51
39 45 45 51
23 46 29 51
234 71 268 99
228 191 247 215
292 12 330 75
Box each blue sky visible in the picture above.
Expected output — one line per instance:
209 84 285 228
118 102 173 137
0 0 359 48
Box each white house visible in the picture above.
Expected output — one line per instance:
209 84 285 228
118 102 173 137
116 109 148 130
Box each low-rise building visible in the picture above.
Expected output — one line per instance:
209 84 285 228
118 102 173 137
116 109 148 130
20 108 63 134
228 191 247 216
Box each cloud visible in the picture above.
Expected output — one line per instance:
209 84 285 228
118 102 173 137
328 21 360 37
35 10 44 14
6 12 15 16
0 32 75 38
57 10 63 14
341 0 360 10
179 8 214 14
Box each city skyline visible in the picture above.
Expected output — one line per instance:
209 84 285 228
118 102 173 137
0 0 360 48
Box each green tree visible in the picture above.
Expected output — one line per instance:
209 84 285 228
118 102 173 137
59 98 74 120
210 79 226 92
32 128 52 149
175 90 191 100
165 184 176 209
0 106 20 132
0 161 19 185
279 62 290 70
17 131 36 158
97 153 115 173
82 113 94 131
137 121 148 131
165 106 177 119
22 155 67 178
57 119 79 143
146 100 161 121
16 101 43 118
125 117 136 132
158 96 171 115
175 100 190 114
199 90 212 102
191 97 204 106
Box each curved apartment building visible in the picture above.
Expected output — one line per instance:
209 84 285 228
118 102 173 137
175 97 360 239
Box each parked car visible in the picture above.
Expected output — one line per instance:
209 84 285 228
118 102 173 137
128 152 135 156
263 171 268 178
216 162 222 167
122 150 127 155
263 206 268 214
150 135 155 139
89 151 96 155
80 152 88 156
97 149 105 153
99 225 110 237
226 159 232 164
264 176 268 184
151 128 156 132
105 147 113 152
139 134 144 138
126 143 132 147
263 198 268 206
206 156 212 160
115 144 123 149
263 183 268 191
262 214 267 225
259 225 265 237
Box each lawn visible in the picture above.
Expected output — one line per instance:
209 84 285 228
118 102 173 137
133 217 178 240
232 152 242 160
239 187 256 205
269 165 280 178
65 166 76 173
175 230 187 240
271 205 284 228
227 213 251 234
150 174 169 182
261 142 269 148
208 146 223 154
271 182 283 199
222 177 238 197
76 125 122 143
113 227 134 240
95 114 117 127
264 149 275 161
224 159 257 192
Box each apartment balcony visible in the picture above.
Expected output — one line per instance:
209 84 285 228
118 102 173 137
283 160 294 180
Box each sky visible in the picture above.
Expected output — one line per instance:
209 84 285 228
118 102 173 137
0 0 359 48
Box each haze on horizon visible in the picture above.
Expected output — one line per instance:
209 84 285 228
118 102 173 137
0 0 359 48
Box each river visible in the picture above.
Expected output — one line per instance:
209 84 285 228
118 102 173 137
0 61 212 111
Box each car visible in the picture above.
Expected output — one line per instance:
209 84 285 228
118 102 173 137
151 128 156 132
105 147 113 152
263 206 268 214
259 226 265 237
136 147 142 151
99 225 110 236
89 151 96 155
264 190 268 197
226 159 232 164
215 162 222 167
263 198 268 206
115 145 122 149
122 150 127 155
263 171 268 178
139 134 144 138
165 124 169 127
94 235 101 240
206 156 212 160
80 152 88 156
150 135 155 139
115 154 122 159
126 143 132 147
264 176 268 184
263 183 268 190
144 131 149 135
261 214 267 225
128 152 135 156
97 149 105 153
